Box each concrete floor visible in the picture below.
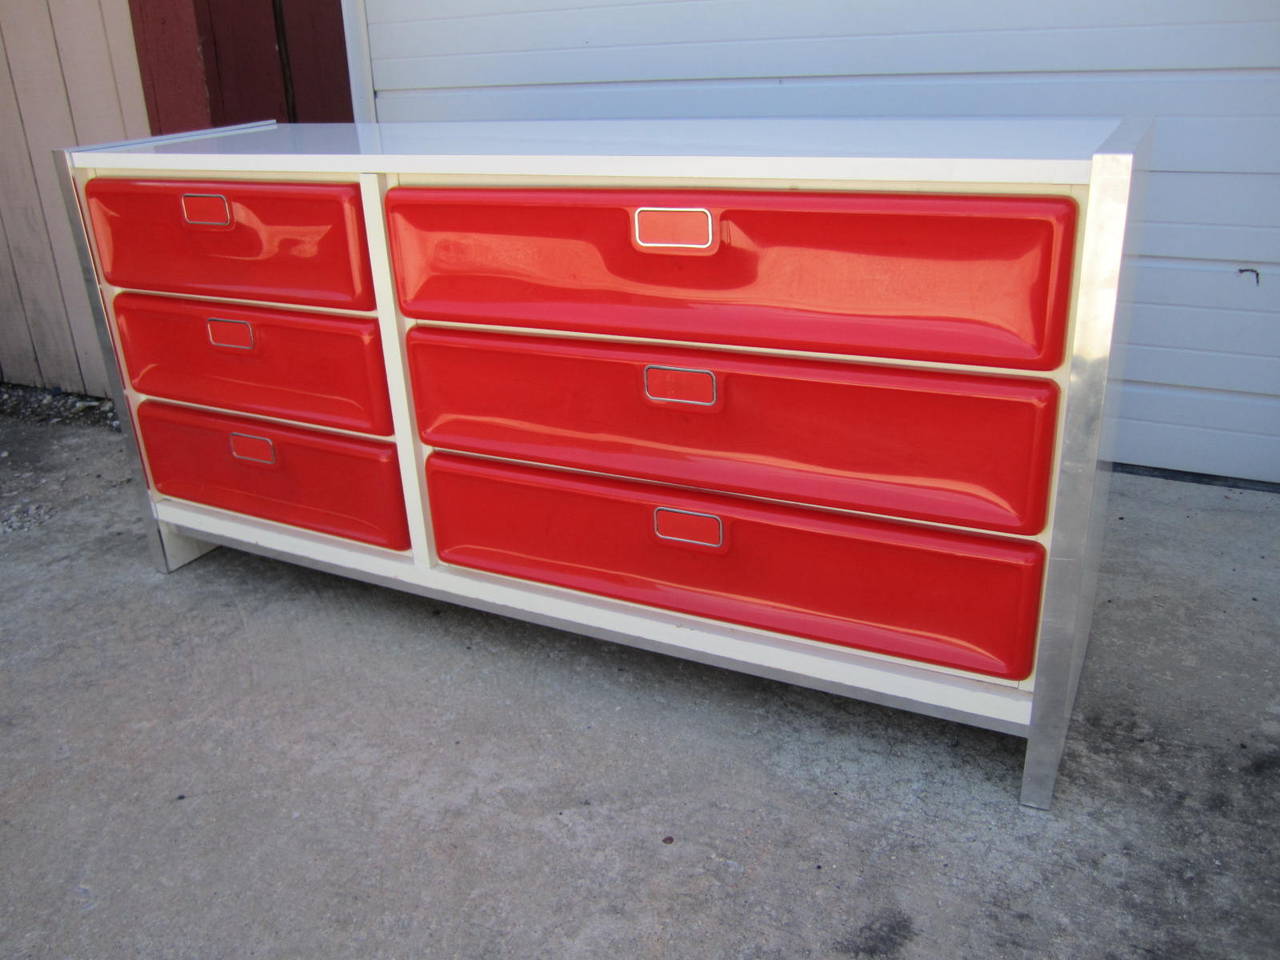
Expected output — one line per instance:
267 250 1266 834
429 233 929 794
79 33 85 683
1 414 1276 960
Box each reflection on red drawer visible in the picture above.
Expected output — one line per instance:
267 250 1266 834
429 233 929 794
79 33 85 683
86 179 375 310
387 188 1076 369
137 402 409 549
428 454 1044 679
408 329 1058 533
115 294 393 435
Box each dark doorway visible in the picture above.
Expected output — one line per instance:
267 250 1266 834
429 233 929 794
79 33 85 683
128 0 354 135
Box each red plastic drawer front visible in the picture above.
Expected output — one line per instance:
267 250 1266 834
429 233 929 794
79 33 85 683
115 294 394 435
387 188 1077 369
85 179 375 310
408 329 1058 533
428 454 1044 679
137 402 409 550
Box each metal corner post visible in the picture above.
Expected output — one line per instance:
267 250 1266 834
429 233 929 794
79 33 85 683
1019 129 1147 809
51 147 215 574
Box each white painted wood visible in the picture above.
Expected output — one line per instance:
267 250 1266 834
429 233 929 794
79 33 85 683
340 0 376 123
97 0 151 139
349 0 1280 480
369 0 692 20
1117 383 1280 438
1139 223 1280 264
1122 346 1280 397
1149 117 1280 176
375 72 1280 123
1113 419 1280 481
0 0 149 393
0 2 105 395
155 499 420 582
375 8 1268 59
0 205 41 385
155 521 218 571
50 0 128 146
367 0 1276 31
1144 173 1279 228
0 18 77 390
371 24 1279 89
374 94 1274 175
1130 261 1277 314
358 172 434 564
1127 304 1280 358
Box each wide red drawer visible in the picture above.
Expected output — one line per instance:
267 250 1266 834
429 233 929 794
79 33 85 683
387 188 1076 370
115 294 393 435
137 402 409 549
427 454 1044 679
85 179 375 311
409 329 1058 534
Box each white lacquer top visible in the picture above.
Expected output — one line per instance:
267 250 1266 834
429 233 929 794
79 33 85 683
70 117 1134 184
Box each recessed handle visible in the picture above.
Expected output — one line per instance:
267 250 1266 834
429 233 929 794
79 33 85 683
181 192 232 226
207 318 254 350
633 207 715 250
643 365 717 406
654 507 723 548
229 432 275 464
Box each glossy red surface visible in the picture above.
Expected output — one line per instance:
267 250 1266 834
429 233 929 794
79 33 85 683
387 188 1077 369
86 179 375 310
428 454 1043 679
115 294 394 435
137 401 410 549
408 329 1058 533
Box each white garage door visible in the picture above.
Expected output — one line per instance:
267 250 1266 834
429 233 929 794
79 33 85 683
345 0 1280 482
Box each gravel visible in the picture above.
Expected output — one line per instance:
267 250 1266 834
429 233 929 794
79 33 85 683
0 382 119 430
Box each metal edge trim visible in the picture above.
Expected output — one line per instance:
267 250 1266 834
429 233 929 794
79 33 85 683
52 147 171 573
1019 126 1147 809
70 120 278 156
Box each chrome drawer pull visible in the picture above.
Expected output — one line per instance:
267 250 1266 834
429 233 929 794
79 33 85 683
633 207 714 249
643 364 717 406
207 317 254 350
229 432 276 464
181 192 232 226
654 507 724 548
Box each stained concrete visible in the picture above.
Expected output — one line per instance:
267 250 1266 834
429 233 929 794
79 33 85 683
1 414 1276 960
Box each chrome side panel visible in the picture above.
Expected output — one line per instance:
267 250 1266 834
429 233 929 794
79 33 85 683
52 148 215 574
1021 123 1151 808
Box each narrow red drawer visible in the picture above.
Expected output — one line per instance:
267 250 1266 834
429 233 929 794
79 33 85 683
408 329 1058 533
427 454 1044 679
86 179 375 311
115 294 393 435
387 188 1076 370
137 402 409 550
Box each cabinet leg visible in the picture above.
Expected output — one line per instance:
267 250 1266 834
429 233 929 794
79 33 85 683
1019 726 1068 809
152 521 217 573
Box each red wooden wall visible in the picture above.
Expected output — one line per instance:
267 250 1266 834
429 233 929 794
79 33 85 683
128 0 353 135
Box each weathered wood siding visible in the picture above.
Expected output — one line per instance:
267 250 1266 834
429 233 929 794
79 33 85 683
0 0 148 396
350 0 1280 482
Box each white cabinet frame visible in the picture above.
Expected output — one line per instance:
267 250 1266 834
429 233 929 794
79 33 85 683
55 117 1149 807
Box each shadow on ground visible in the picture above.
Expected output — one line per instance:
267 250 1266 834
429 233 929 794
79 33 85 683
1 412 1276 959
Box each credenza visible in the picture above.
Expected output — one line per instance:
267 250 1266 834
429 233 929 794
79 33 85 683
57 118 1146 807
